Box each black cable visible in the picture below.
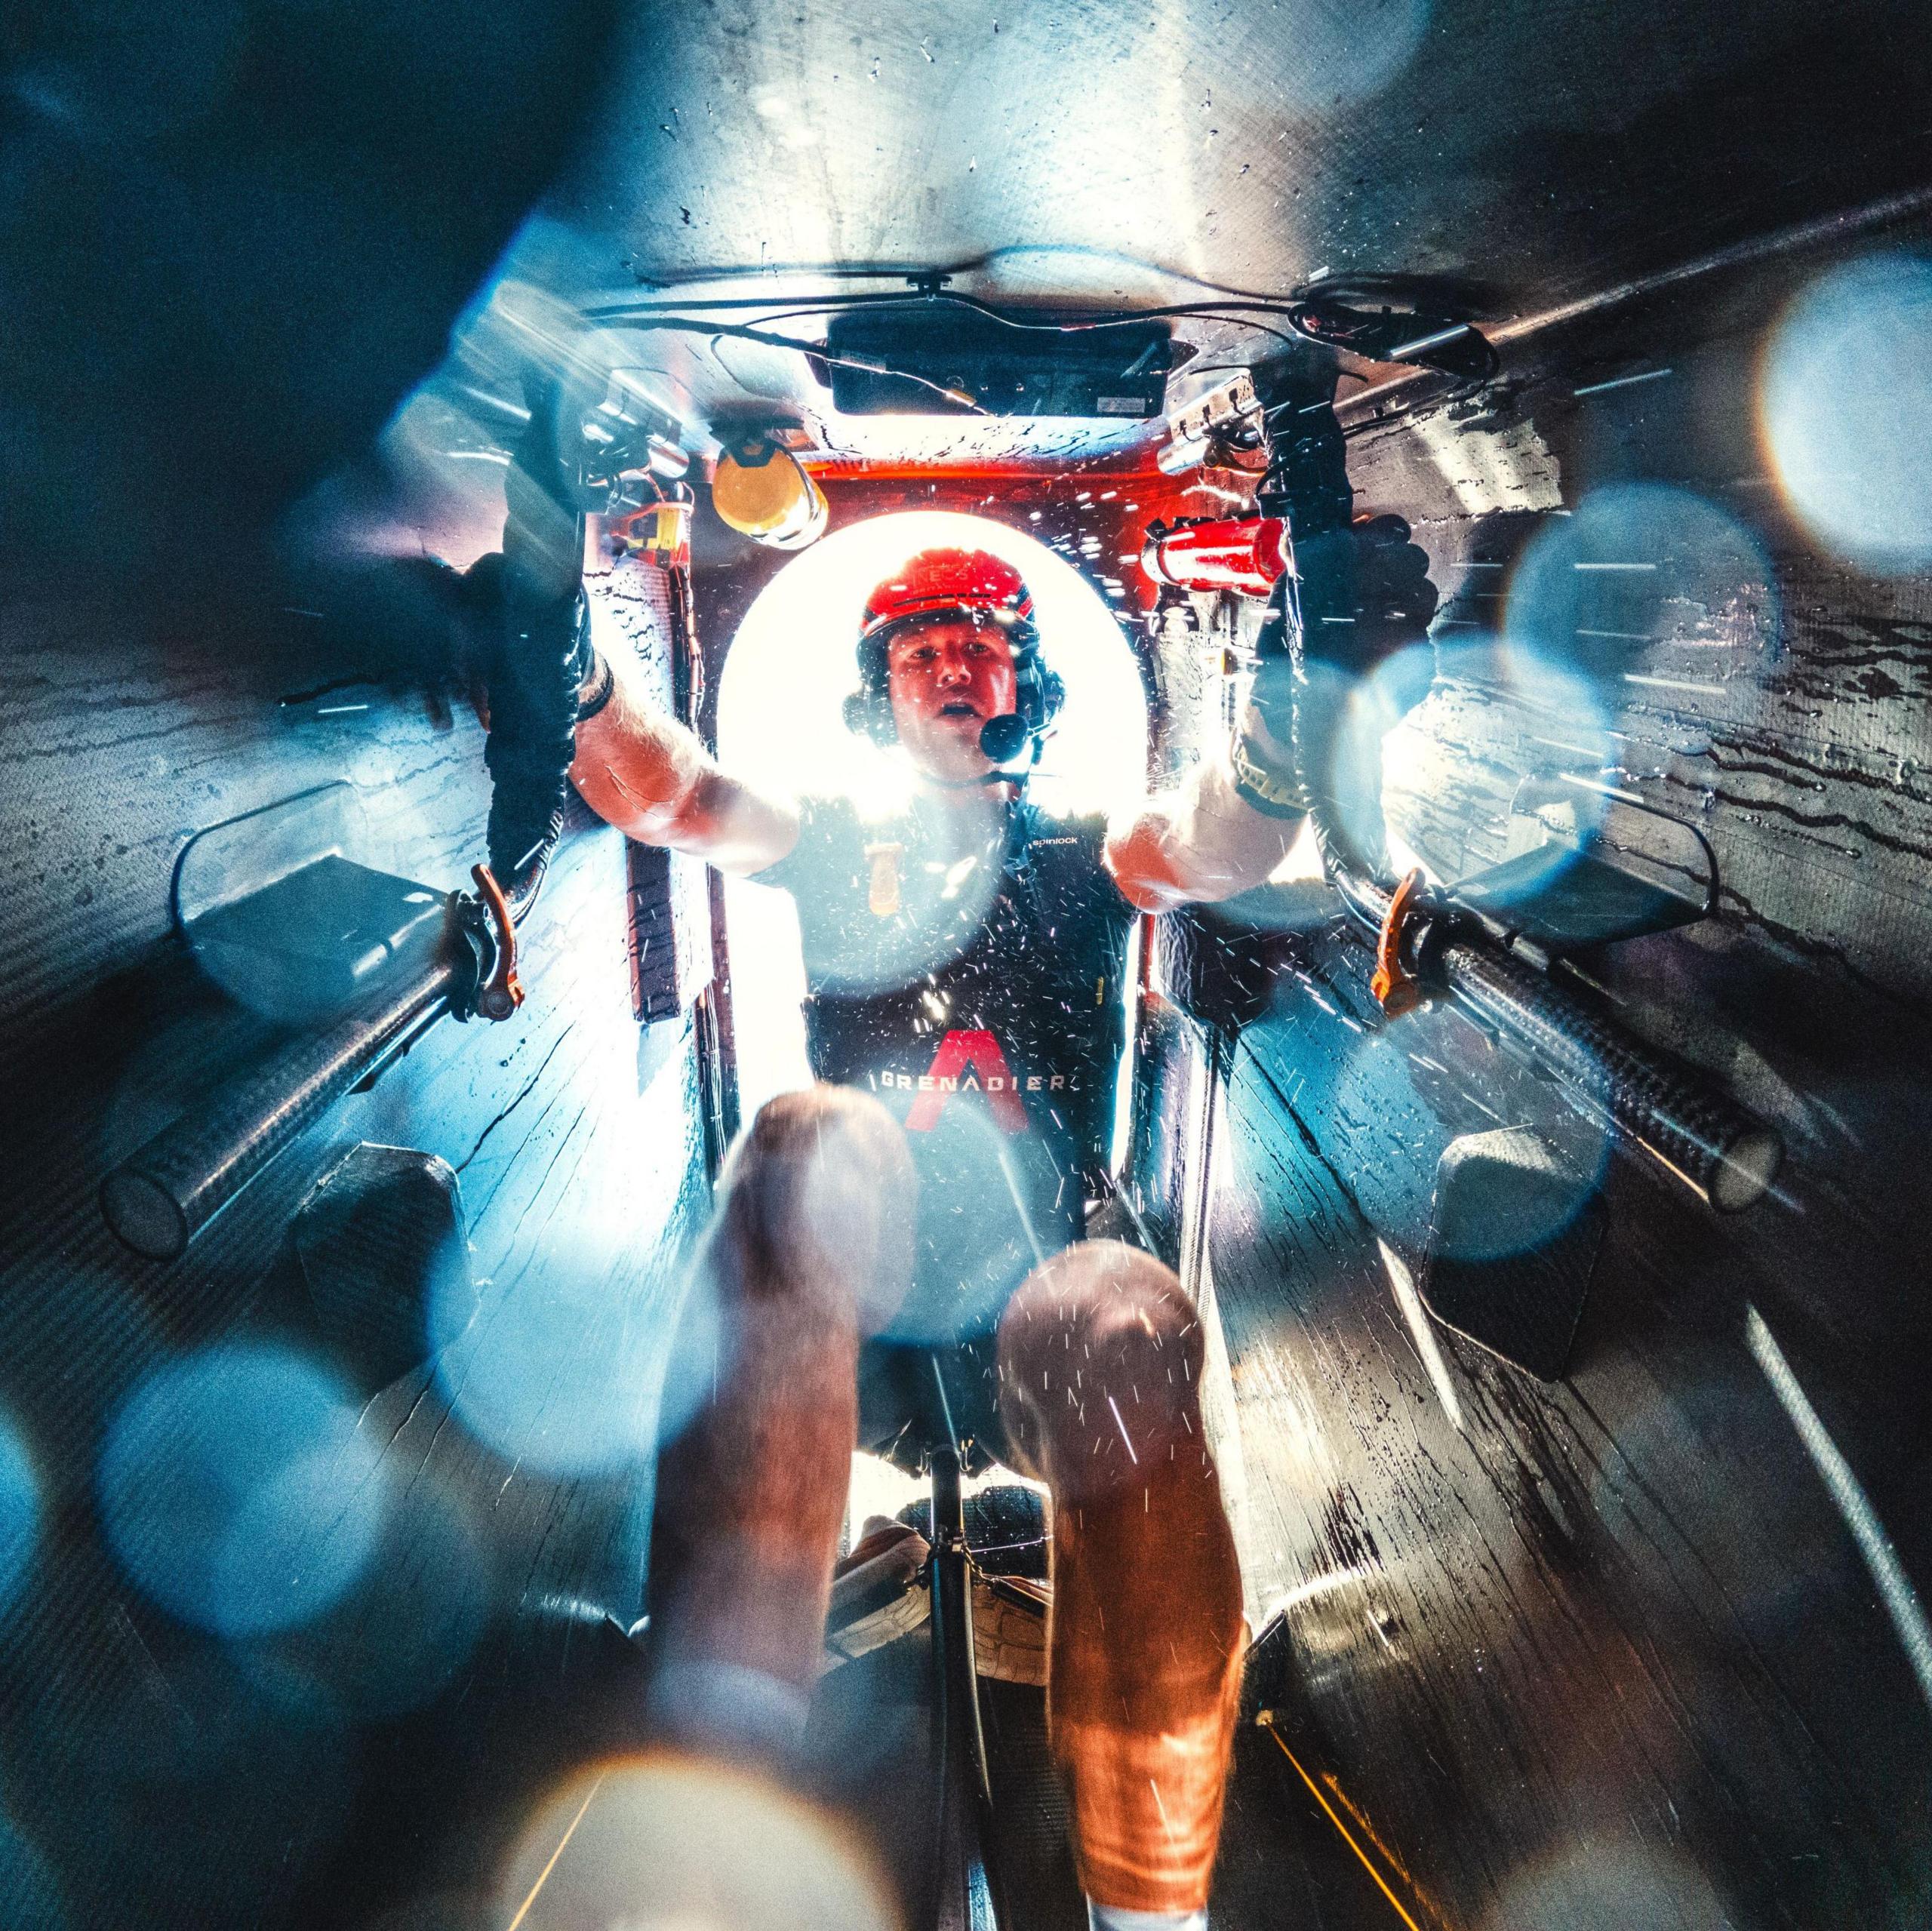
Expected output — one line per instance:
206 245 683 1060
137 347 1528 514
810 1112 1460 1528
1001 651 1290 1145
645 314 989 410
588 290 1494 388
595 289 1326 334
1177 315 1309 354
624 260 1336 307
1177 349 1384 395
648 306 1309 407
1336 355 1499 437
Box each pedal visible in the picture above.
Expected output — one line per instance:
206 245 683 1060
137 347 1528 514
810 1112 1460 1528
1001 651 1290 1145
823 1521 931 1669
972 1574 1049 1687
820 1524 1053 1686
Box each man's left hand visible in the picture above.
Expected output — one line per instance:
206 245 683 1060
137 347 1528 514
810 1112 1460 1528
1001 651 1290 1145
1344 513 1438 672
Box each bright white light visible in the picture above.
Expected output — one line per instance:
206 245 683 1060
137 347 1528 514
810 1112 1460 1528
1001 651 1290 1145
719 511 1149 1122
718 509 1148 816
1761 252 1932 573
842 1449 1039 1551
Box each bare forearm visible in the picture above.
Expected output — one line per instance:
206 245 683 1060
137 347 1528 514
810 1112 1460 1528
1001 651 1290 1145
1104 751 1304 912
569 653 798 874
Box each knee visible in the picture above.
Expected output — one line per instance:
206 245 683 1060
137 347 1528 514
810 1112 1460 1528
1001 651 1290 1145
735 1086 912 1204
744 1084 903 1164
719 1087 915 1311
1002 1241 1201 1380
997 1242 1204 1468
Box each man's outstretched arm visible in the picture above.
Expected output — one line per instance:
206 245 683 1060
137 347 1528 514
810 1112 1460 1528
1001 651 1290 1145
1103 752 1304 913
570 646 799 875
1104 514 1438 912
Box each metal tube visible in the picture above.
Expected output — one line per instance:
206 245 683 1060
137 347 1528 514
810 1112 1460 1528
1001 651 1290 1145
928 1444 1005 1929
1332 869 1782 1213
100 964 457 1262
1437 938 1782 1213
1141 518 1288 598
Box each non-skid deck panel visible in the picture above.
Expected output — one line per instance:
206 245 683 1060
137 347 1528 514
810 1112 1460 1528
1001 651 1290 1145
1192 217 1932 1930
0 570 709 1931
1208 1012 1930 1929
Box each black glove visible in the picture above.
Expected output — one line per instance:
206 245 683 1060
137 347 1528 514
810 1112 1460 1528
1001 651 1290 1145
296 549 595 889
1233 516 1439 880
1330 514 1438 672
463 552 595 888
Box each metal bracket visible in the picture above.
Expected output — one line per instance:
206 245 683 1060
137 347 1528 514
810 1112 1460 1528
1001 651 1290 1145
451 863 524 1022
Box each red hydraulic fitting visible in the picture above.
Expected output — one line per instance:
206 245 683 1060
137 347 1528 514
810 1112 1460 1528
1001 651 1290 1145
1141 516 1289 600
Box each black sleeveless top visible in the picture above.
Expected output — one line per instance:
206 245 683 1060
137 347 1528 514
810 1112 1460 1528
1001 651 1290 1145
759 786 1136 1349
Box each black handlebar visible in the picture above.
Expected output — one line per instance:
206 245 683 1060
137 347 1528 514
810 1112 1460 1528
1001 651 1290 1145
100 953 460 1262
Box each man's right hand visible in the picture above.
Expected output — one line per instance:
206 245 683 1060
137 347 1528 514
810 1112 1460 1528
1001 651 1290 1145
289 549 598 887
468 556 597 887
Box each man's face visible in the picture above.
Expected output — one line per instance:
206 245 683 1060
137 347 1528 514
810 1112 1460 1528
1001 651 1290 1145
884 615 1020 784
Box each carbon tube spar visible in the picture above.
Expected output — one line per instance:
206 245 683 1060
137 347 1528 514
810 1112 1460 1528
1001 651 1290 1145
926 1442 1006 1928
100 963 457 1262
1439 939 1783 1212
1334 869 1783 1213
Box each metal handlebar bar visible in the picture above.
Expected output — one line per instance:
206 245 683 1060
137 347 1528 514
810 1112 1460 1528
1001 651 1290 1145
99 862 529 1263
1335 864 1783 1213
100 953 461 1262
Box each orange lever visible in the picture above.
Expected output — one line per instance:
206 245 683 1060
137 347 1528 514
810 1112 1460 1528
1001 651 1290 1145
470 863 525 1021
1370 867 1429 1018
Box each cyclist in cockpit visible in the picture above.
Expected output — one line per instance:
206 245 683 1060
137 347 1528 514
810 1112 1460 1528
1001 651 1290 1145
570 530 1433 1930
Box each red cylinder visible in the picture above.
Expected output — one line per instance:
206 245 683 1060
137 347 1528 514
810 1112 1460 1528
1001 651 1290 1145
1140 516 1289 598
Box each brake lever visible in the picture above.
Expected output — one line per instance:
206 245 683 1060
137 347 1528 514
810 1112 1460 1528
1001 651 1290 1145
448 864 525 1023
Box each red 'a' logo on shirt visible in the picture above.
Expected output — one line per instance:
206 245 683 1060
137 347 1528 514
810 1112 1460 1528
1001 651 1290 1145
904 1029 1031 1135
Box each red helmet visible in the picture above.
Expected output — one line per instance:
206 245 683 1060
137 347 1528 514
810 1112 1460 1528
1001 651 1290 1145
860 546 1035 642
847 546 1060 756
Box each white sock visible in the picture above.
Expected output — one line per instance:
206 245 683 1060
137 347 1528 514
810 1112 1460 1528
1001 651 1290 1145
1086 1903 1209 1931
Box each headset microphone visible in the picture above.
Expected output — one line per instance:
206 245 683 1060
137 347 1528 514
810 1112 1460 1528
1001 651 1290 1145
978 713 1031 763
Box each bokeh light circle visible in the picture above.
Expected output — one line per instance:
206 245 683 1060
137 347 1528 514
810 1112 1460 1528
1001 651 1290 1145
99 1342 391 1637
498 1754 900 1931
1289 654 1420 876
1325 1034 1610 1256
1760 251 1932 573
432 1241 660 1480
1429 630 1617 902
238 1484 491 1721
760 786 1008 998
1506 483 1776 680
